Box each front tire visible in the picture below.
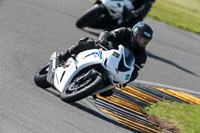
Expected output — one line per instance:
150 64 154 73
34 64 51 89
61 70 105 103
76 4 106 29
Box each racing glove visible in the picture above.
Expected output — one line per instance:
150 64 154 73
97 40 110 50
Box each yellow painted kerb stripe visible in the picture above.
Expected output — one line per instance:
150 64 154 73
115 86 162 104
155 87 200 104
97 94 144 115
100 108 159 133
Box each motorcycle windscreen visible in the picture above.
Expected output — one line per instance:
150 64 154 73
118 47 135 72
124 47 135 67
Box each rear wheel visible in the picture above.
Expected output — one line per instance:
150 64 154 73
60 70 105 103
34 64 51 89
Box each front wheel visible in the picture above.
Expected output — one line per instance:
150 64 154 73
61 70 105 103
76 4 106 29
34 64 51 89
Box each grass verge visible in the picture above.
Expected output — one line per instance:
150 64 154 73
148 0 200 34
144 101 200 133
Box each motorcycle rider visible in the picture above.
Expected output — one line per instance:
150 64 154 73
58 22 153 96
122 0 155 28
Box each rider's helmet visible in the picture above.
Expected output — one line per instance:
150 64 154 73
131 22 153 49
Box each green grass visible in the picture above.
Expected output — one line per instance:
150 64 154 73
148 0 200 34
144 101 200 133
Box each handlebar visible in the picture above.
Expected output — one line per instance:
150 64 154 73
95 40 111 51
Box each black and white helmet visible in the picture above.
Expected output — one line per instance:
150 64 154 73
131 22 153 48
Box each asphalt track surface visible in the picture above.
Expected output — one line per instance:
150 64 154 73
0 0 200 133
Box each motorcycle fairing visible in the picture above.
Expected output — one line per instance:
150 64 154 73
101 45 135 84
53 45 135 93
101 0 134 20
54 49 103 93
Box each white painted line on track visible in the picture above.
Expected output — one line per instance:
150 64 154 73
134 80 200 96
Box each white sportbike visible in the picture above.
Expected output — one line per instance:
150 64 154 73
34 45 135 103
76 0 134 30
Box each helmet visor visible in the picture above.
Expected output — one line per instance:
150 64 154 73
136 34 151 48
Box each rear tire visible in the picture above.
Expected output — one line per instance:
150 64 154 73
61 71 104 103
76 4 105 29
34 64 51 89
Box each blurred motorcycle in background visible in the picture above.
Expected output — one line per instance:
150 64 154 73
76 0 134 31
